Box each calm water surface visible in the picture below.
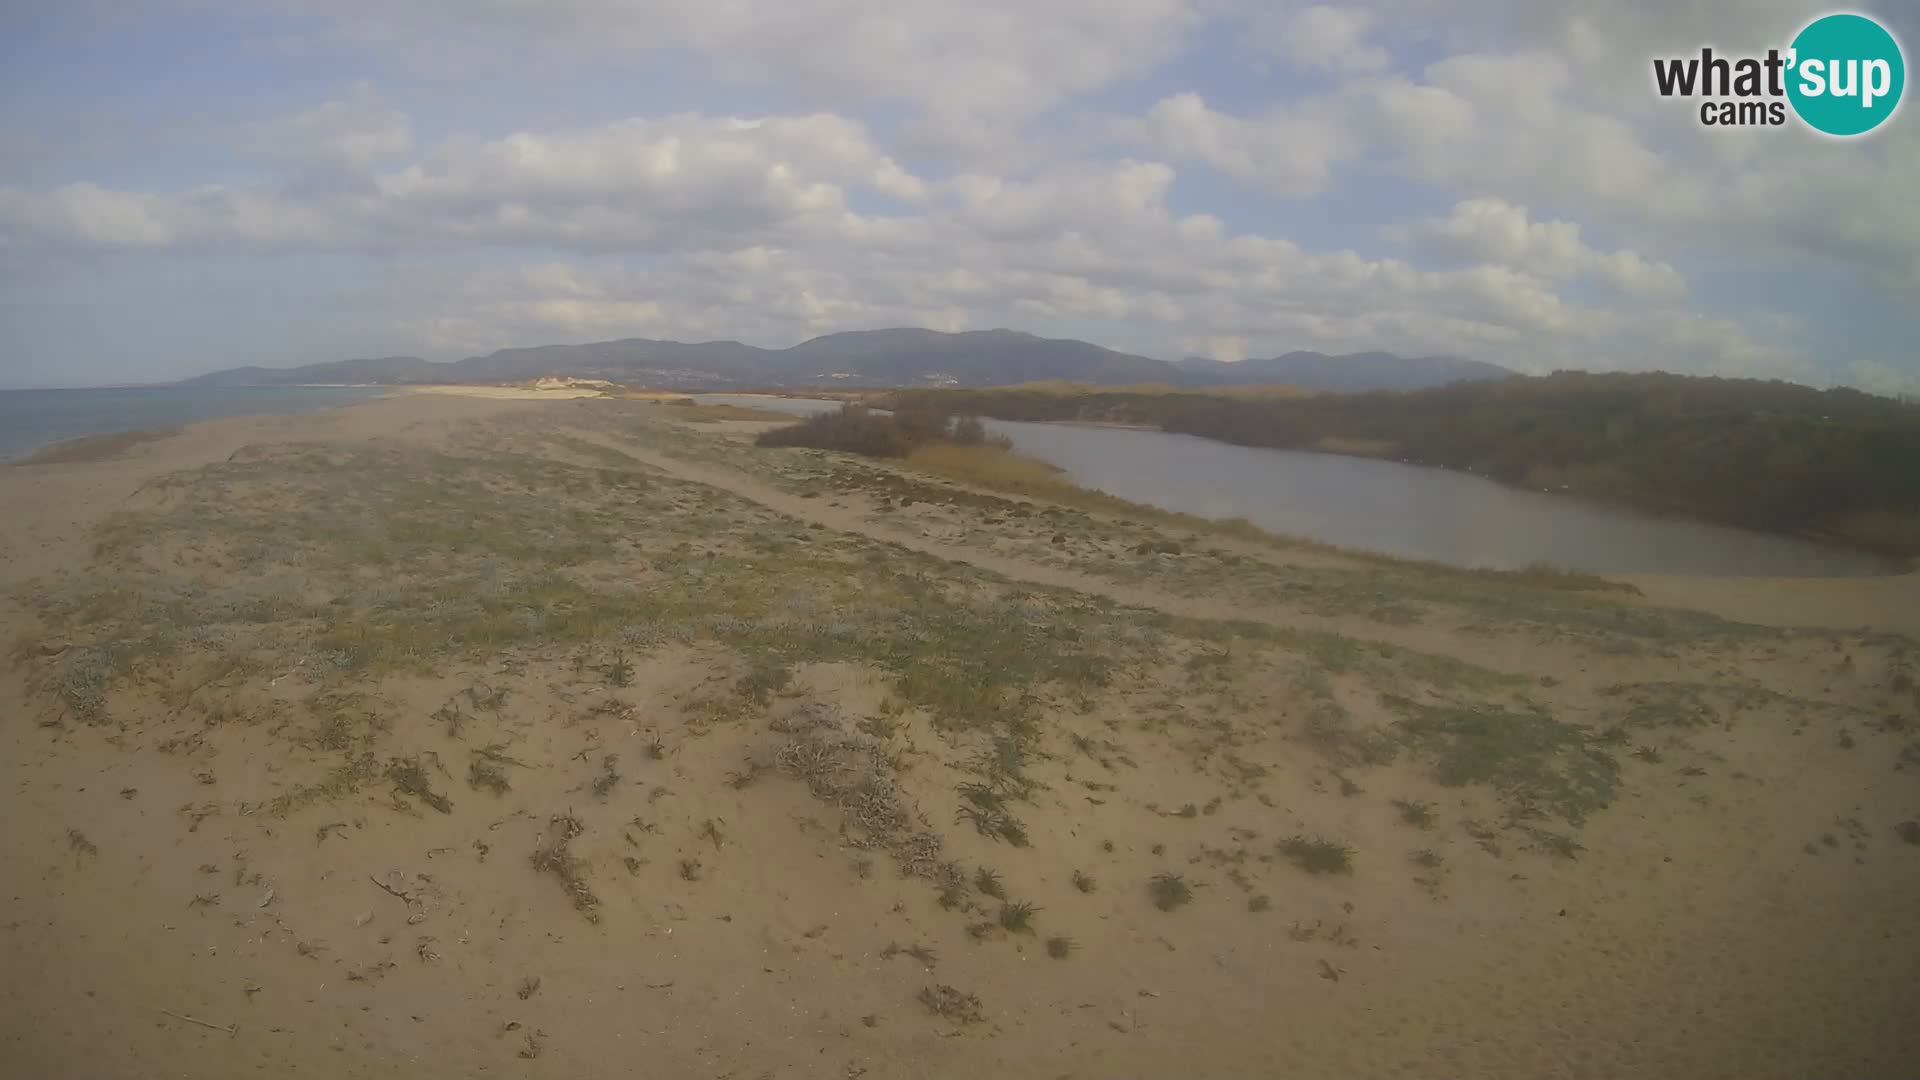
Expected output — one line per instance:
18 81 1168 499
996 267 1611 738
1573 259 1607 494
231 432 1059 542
0 386 389 460
696 394 1896 578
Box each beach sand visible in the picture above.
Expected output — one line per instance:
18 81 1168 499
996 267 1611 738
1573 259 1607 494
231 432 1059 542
2 393 1916 1078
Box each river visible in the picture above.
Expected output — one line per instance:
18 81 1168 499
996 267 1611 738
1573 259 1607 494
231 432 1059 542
692 394 1899 578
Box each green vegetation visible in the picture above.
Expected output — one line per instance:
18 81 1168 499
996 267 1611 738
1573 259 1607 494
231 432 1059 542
1149 872 1193 911
1279 835 1354 874
897 373 1920 555
918 984 984 1024
997 900 1038 934
1392 799 1437 828
1394 703 1621 826
973 866 1005 899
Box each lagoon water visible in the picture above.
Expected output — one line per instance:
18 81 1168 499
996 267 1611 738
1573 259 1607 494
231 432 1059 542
0 386 389 461
695 394 1897 577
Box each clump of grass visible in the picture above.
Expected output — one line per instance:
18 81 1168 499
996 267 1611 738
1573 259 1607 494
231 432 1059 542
1070 869 1096 893
737 662 792 705
1045 935 1076 959
1279 835 1354 874
592 754 622 798
517 976 541 1000
1894 820 1920 845
1411 848 1444 869
679 858 703 881
600 655 635 688
1248 894 1272 913
1524 827 1584 860
882 942 939 967
936 868 969 911
973 867 1005 900
1631 745 1664 764
469 758 510 794
1393 799 1436 828
917 984 984 1024
386 756 452 814
67 829 99 860
956 803 1029 846
530 814 598 922
1149 872 1192 911
998 900 1038 934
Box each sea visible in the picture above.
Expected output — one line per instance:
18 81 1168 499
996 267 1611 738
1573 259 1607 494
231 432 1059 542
0 386 391 461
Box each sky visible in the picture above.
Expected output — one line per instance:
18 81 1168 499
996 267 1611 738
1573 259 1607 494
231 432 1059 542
0 0 1915 390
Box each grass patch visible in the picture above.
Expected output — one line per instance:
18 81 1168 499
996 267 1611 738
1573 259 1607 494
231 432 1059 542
997 900 1038 934
918 984 984 1025
1394 704 1621 826
530 813 599 922
386 756 452 814
1279 835 1354 874
1149 872 1193 911
973 867 1005 900
1392 799 1436 828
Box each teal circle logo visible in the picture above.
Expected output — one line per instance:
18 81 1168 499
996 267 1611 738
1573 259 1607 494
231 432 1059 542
1787 13 1905 136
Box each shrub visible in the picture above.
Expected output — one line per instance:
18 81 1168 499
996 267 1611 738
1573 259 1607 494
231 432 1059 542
1279 835 1354 874
755 405 912 458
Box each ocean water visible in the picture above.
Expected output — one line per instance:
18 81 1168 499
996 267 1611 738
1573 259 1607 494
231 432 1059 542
0 386 390 461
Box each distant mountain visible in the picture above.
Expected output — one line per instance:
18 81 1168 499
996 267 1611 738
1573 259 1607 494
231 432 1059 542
1176 351 1513 392
180 329 1509 392
178 355 452 387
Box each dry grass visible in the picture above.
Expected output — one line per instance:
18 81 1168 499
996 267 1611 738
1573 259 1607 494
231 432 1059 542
531 812 599 921
918 984 985 1024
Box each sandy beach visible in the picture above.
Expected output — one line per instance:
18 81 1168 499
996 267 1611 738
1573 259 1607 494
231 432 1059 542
3 392 1916 1079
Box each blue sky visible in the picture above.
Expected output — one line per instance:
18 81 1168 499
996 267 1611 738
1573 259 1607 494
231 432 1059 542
1 0 1915 390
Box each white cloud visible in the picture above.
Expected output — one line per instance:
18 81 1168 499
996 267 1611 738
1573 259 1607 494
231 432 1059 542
0 112 921 255
1389 198 1686 299
234 85 412 171
1254 5 1390 72
6 0 1915 390
285 0 1205 123
1124 92 1357 197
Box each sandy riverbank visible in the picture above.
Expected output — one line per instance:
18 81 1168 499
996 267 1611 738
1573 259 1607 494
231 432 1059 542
3 392 1916 1078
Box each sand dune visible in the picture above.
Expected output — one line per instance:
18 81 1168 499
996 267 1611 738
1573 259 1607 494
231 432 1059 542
2 394 1916 1078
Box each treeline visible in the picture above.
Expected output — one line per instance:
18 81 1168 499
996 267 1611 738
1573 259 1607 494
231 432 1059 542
894 373 1920 556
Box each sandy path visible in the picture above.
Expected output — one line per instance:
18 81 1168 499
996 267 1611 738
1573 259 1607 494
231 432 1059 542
589 436 1812 688
1623 571 1920 637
